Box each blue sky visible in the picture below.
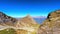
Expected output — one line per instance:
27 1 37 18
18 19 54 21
0 0 60 18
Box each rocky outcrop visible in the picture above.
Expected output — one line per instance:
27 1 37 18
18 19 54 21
0 12 17 26
37 10 60 34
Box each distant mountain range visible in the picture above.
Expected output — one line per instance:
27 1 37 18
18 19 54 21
33 17 46 24
16 16 47 24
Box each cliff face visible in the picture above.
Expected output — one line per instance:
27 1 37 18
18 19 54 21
37 10 60 34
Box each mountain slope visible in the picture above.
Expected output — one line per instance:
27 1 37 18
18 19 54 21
0 12 39 34
37 10 60 34
15 14 39 34
15 14 38 27
0 28 16 34
0 12 17 26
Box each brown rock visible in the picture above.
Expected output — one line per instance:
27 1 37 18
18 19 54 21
15 14 37 27
38 10 60 34
0 12 17 26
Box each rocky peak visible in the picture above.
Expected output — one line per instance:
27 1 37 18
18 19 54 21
22 14 37 24
15 14 37 27
26 14 31 18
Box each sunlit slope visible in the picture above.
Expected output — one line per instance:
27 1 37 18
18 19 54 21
38 10 60 34
0 12 40 34
15 14 40 34
0 24 39 34
16 24 40 34
0 28 16 34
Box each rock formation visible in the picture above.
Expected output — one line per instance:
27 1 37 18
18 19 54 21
15 14 37 27
0 12 17 26
0 12 39 34
15 14 39 34
37 10 60 34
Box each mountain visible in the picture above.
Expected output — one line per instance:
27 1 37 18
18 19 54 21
0 12 17 26
0 12 39 34
33 17 46 24
37 10 60 34
20 14 37 24
15 14 39 34
15 14 38 27
16 16 46 24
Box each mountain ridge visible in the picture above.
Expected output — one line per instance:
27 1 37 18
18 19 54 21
0 12 39 34
38 10 60 34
